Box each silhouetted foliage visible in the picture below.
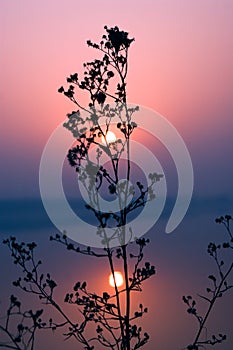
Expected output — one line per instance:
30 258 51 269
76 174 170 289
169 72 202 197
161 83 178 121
183 215 233 349
0 293 45 350
0 26 232 350
1 235 154 350
1 26 159 350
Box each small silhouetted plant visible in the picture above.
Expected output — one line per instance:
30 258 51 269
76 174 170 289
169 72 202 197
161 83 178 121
0 293 45 350
183 215 233 349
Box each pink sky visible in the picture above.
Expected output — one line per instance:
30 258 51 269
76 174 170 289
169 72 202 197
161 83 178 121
1 0 233 199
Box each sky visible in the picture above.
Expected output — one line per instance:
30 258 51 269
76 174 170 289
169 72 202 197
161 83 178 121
1 0 233 199
0 0 233 349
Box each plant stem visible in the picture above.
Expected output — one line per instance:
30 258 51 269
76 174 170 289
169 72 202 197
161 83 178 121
192 263 233 346
122 243 130 350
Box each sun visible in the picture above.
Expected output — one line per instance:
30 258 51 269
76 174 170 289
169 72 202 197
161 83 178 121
109 271 124 287
101 131 117 145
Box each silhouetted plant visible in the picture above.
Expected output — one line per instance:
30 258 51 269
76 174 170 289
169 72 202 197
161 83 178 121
183 215 233 349
0 26 232 350
1 235 154 350
55 26 160 349
0 293 45 350
1 26 160 350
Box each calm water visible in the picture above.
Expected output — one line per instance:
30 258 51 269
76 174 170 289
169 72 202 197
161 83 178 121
0 196 232 349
